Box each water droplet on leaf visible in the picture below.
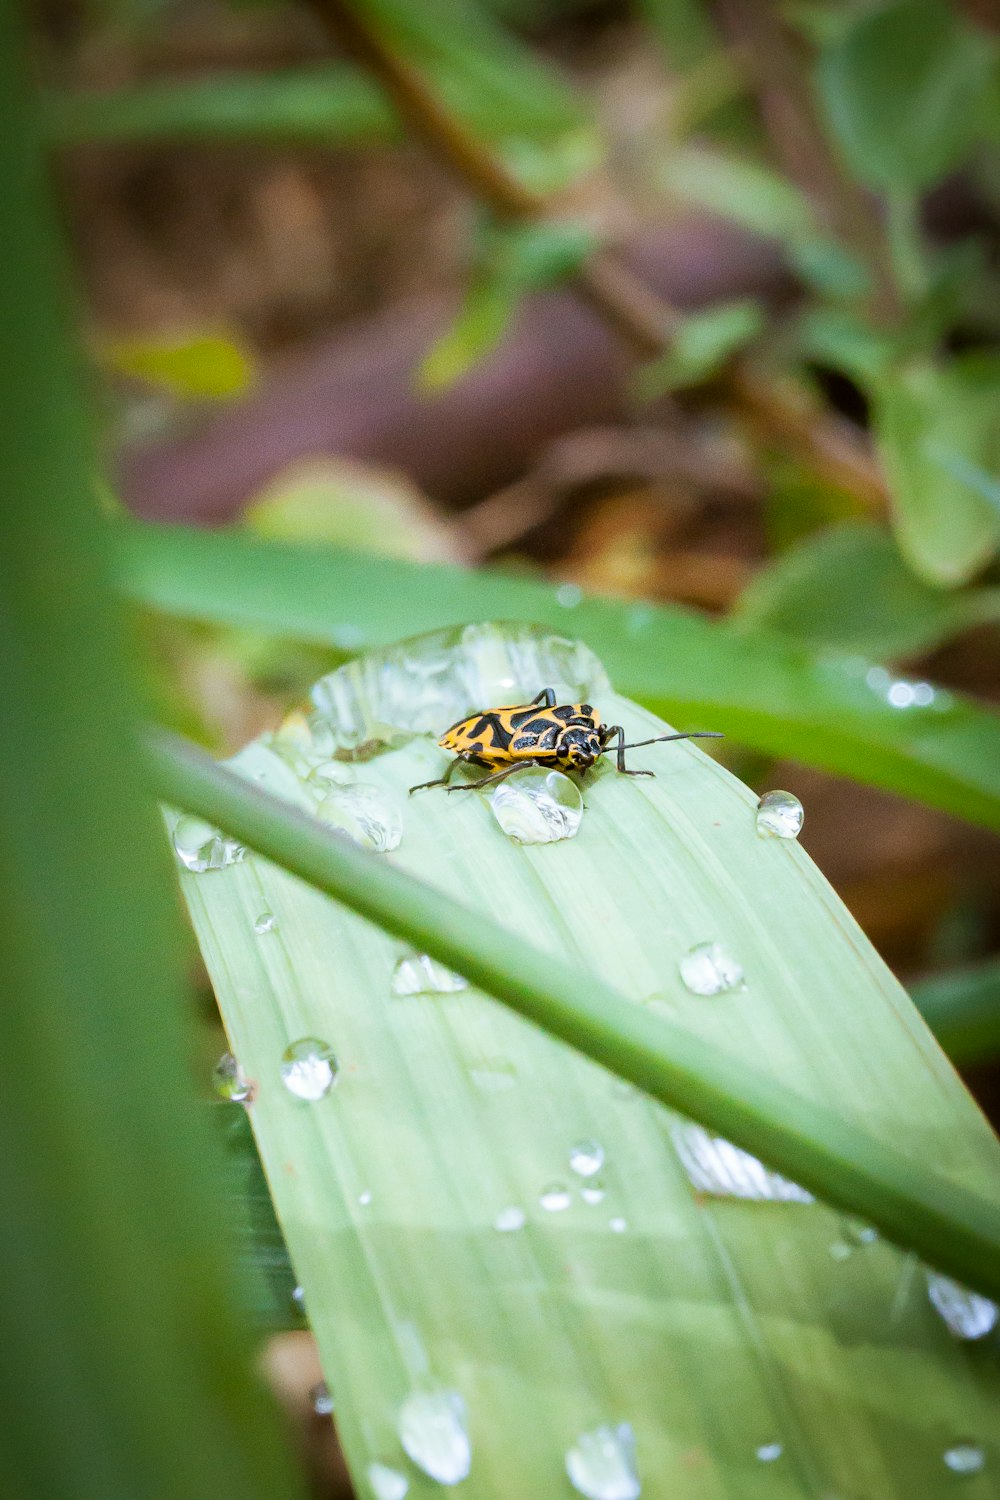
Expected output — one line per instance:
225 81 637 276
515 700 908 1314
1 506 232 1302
494 1206 526 1232
254 912 276 935
678 942 744 996
280 1038 340 1101
556 583 583 609
756 1443 783 1463
490 767 583 844
671 1122 813 1202
581 1181 606 1205
565 1422 640 1500
570 1140 605 1177
540 1183 572 1212
755 790 804 840
317 782 402 852
398 1388 471 1485
927 1271 999 1340
608 1216 628 1233
391 953 468 996
943 1443 985 1476
367 1463 409 1500
172 815 245 873
213 1052 252 1103
311 1381 334 1416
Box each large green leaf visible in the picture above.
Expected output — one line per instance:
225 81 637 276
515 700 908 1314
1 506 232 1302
116 520 1000 831
816 0 996 191
158 626 1000 1500
733 520 1000 659
0 18 299 1500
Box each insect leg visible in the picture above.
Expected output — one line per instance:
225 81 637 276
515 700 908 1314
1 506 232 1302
445 761 541 793
530 688 558 708
409 756 468 795
601 725 653 778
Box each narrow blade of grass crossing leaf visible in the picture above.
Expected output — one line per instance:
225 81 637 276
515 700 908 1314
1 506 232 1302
155 626 1000 1500
911 958 1000 1068
0 19 300 1500
116 521 1000 831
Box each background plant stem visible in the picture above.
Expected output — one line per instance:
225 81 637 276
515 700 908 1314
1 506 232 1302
315 0 887 508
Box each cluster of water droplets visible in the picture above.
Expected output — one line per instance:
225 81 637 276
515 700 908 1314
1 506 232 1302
865 665 939 710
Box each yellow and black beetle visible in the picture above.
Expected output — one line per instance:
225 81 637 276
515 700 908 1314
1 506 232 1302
409 687 722 794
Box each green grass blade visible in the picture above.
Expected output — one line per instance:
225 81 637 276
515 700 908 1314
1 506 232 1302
0 18 300 1500
155 627 1000 1499
46 68 397 147
118 520 1000 829
912 959 1000 1068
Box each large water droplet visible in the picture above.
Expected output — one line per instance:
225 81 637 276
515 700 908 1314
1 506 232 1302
367 1463 409 1500
756 1443 783 1463
494 1205 527 1232
254 912 277 935
391 953 468 996
565 1422 641 1500
280 1038 340 1101
317 782 402 852
581 1181 606 1205
570 1140 605 1178
172 815 245 873
943 1443 985 1476
671 1122 813 1202
398 1388 471 1485
755 790 804 840
213 1052 252 1103
540 1183 572 1212
678 942 744 996
311 1381 334 1416
927 1271 999 1341
490 767 583 845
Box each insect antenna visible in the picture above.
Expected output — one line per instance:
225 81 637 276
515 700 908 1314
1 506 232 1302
600 731 724 754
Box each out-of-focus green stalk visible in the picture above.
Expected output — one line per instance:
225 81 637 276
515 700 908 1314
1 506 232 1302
0 15 301 1500
147 729 1000 1300
912 958 1000 1067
